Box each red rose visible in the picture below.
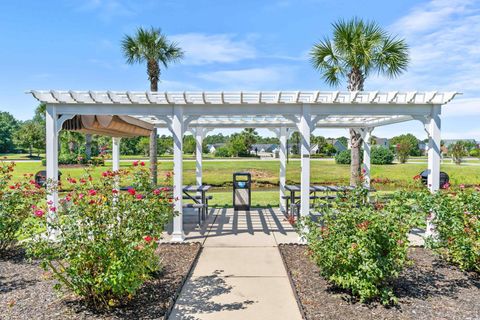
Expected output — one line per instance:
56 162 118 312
140 161 145 167
88 189 97 196
49 206 56 212
133 161 139 167
34 209 45 217
112 189 119 194
128 188 136 196
144 235 153 243
136 194 143 199
153 189 160 195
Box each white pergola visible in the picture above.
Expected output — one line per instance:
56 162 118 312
30 90 458 241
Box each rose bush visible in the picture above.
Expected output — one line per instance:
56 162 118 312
303 188 421 304
417 187 480 272
24 163 175 307
0 160 45 253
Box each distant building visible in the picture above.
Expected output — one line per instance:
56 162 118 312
442 139 477 147
207 143 225 154
372 137 389 148
326 138 347 153
251 144 278 154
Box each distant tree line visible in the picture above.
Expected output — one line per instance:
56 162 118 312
1 108 478 164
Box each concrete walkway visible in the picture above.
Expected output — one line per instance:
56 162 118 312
165 208 302 320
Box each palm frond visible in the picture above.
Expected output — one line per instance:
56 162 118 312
374 36 409 78
121 26 184 76
310 38 345 87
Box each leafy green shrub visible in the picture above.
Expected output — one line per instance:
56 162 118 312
469 148 480 158
335 150 351 164
371 146 394 164
24 163 175 307
215 146 231 157
0 161 45 252
303 189 419 304
335 149 363 164
418 188 480 272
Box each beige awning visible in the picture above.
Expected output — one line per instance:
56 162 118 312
62 115 153 137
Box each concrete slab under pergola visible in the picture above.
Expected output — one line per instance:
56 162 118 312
30 90 459 241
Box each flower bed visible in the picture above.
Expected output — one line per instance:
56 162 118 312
279 244 480 320
0 243 201 319
23 163 175 308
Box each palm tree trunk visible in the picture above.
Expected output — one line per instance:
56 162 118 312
150 128 158 185
85 134 92 160
348 68 364 186
149 72 159 185
349 129 362 186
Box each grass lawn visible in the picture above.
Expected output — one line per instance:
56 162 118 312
0 153 44 160
8 159 480 190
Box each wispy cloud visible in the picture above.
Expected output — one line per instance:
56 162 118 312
73 0 137 21
170 33 256 65
368 0 480 119
197 67 296 89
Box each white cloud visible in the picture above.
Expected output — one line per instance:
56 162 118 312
368 0 480 118
391 0 474 35
197 67 296 89
73 0 136 21
170 33 256 65
442 97 480 118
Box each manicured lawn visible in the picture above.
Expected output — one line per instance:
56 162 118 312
8 159 480 192
0 153 44 160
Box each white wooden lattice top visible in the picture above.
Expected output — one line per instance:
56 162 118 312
29 90 459 105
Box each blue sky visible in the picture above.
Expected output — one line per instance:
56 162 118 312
0 0 479 140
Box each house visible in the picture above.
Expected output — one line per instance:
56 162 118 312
442 139 477 148
206 143 225 154
326 139 347 152
251 144 278 154
372 137 389 148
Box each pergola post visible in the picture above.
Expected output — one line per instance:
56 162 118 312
45 104 59 239
362 129 372 189
112 137 121 172
279 127 287 212
299 105 312 218
426 105 442 237
171 105 185 242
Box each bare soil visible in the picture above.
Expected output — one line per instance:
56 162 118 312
279 244 480 320
0 243 201 320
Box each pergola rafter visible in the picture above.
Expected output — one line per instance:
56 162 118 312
30 90 459 242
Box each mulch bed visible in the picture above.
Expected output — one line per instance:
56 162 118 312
0 243 201 320
279 244 480 320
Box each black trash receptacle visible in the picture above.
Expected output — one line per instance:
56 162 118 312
35 170 62 187
233 172 251 210
419 170 449 188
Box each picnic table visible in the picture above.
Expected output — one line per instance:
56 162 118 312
120 184 212 224
284 185 357 216
182 185 212 222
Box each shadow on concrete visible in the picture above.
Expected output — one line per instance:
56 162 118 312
171 270 256 319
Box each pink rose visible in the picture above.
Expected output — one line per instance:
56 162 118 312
88 189 97 196
136 194 143 200
34 209 45 217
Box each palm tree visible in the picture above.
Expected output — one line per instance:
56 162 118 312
122 27 184 185
310 18 409 186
